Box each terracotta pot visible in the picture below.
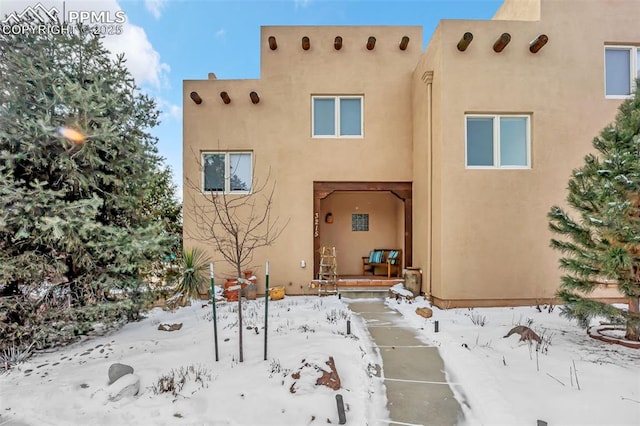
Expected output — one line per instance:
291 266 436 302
224 278 239 301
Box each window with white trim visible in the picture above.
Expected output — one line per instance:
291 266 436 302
465 115 531 169
605 46 639 98
312 96 363 137
202 152 252 193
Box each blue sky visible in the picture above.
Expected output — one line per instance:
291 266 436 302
2 0 505 195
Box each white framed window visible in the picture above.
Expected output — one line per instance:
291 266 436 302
202 152 252 193
312 96 363 137
465 114 531 169
604 46 639 98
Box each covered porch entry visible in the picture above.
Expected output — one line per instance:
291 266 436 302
313 181 412 282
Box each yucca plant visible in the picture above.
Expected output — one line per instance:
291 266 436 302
174 248 210 302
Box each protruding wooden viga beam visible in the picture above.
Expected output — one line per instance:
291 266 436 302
529 34 548 53
268 36 277 50
190 91 202 105
249 91 260 104
366 36 376 50
302 36 310 50
457 32 473 51
334 36 342 50
220 91 231 104
399 36 410 50
493 33 511 52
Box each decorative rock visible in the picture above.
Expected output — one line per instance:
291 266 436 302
158 323 183 332
415 307 433 319
108 363 134 384
108 373 140 401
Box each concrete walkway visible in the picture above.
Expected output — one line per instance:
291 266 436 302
346 298 464 426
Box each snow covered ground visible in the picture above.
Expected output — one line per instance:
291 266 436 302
387 297 640 426
0 296 386 425
1 292 639 425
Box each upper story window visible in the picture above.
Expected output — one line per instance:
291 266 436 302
312 96 363 137
466 114 531 169
605 46 639 98
202 152 252 193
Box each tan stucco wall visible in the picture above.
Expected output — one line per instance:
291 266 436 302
319 191 402 275
493 0 540 21
184 1 638 305
421 0 640 305
184 26 422 293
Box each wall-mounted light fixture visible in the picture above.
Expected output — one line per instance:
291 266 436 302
399 36 410 50
529 34 548 53
366 36 376 50
268 36 277 50
249 91 260 104
493 33 511 53
302 36 310 50
220 91 231 104
457 32 473 51
334 36 342 50
190 91 202 104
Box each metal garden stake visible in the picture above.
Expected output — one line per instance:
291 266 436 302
264 261 269 360
210 263 219 361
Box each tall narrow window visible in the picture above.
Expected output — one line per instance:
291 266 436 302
202 152 252 193
604 46 638 98
312 96 363 137
466 115 530 169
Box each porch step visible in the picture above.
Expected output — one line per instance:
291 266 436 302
339 286 391 299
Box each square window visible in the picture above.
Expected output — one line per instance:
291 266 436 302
202 152 252 193
466 115 530 169
352 213 369 231
312 96 362 137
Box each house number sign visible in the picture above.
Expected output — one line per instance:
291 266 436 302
314 212 319 238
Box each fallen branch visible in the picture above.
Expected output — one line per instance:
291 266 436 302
572 360 581 390
546 373 565 386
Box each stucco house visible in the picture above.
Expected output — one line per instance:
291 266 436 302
183 0 640 307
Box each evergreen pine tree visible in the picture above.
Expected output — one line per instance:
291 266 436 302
549 81 640 342
0 17 180 349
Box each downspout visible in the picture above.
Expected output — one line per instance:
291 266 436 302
422 71 434 300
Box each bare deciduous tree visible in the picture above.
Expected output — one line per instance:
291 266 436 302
184 151 288 362
185 157 288 279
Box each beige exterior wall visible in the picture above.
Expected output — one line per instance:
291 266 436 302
184 0 638 305
492 0 540 21
414 0 640 306
184 26 422 293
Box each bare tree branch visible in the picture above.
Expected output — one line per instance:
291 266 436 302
184 146 289 278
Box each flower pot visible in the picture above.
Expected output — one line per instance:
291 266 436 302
269 286 285 301
224 278 239 301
